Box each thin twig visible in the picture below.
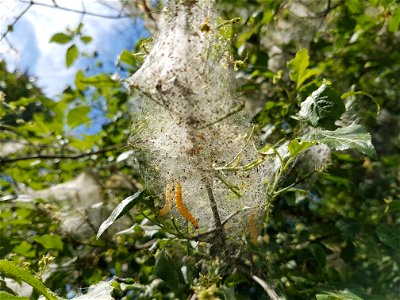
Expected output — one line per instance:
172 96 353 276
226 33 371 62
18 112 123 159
214 171 241 197
129 83 170 110
140 0 156 23
199 100 245 129
0 145 122 164
273 170 317 195
251 275 280 300
193 206 258 241
0 3 31 42
134 238 157 249
19 0 131 19
204 180 226 247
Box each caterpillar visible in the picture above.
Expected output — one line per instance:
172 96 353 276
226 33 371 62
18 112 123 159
159 182 173 216
175 182 199 229
246 212 259 245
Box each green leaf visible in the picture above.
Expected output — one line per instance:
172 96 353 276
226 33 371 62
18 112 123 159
155 250 184 290
79 35 93 44
376 224 400 250
288 139 316 157
32 234 63 250
316 289 363 300
0 260 60 300
97 191 146 239
67 106 91 129
287 49 320 89
308 243 326 268
223 287 237 300
32 114 50 135
118 49 137 67
74 69 86 91
78 74 116 87
13 241 35 257
303 123 377 159
66 44 78 68
0 291 28 300
49 32 72 44
389 6 400 32
335 218 363 236
74 22 84 34
299 81 345 130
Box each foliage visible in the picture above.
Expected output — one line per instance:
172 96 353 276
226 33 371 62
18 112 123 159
0 260 59 300
1 0 399 299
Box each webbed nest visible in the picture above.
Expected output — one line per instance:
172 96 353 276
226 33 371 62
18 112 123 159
128 0 281 236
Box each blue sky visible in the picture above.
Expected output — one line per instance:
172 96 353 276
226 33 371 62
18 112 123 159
0 0 148 97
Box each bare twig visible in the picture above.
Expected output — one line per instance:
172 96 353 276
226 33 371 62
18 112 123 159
252 275 281 300
0 3 31 42
19 0 131 19
204 180 226 247
1 0 132 46
134 238 157 249
193 206 258 241
273 170 317 195
0 145 122 164
140 0 156 23
199 100 245 129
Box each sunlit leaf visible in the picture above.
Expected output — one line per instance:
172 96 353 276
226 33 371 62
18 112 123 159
50 32 72 44
67 106 91 129
13 241 35 258
288 139 316 157
97 191 146 239
304 123 377 159
299 81 345 130
74 69 86 91
32 234 63 250
0 260 60 300
80 35 93 44
389 6 400 32
74 22 84 34
287 48 320 89
80 74 116 87
118 49 137 67
66 44 79 68
0 291 28 300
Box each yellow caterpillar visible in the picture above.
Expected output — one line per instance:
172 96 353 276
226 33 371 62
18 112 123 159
175 182 199 229
159 182 173 217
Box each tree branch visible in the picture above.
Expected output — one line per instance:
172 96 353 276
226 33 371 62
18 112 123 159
251 275 281 300
0 145 122 164
0 3 31 42
19 0 131 19
1 0 132 44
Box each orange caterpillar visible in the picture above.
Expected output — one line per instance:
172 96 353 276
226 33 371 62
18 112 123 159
175 182 199 229
159 183 173 217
